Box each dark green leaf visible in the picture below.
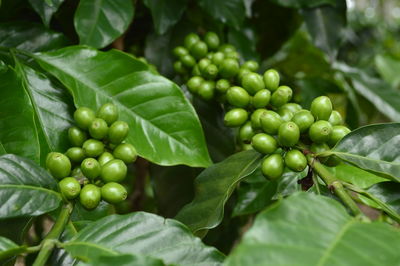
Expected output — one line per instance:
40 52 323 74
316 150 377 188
74 0 134 48
62 212 225 266
71 201 111 222
0 154 62 219
330 123 400 182
143 0 188 35
270 0 336 8
226 192 400 265
198 0 245 29
375 54 400 88
326 163 388 189
366 182 400 214
82 253 165 266
301 0 346 59
0 236 23 261
35 46 211 167
28 0 65 27
227 25 260 61
334 62 400 122
175 150 262 233
273 167 307 199
0 22 68 52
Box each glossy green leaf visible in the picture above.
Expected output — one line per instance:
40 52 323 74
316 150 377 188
375 54 400 88
28 0 65 27
0 236 22 261
227 25 260 61
35 46 211 167
175 150 262 233
74 0 134 48
326 163 388 189
71 201 111 222
143 0 188 35
270 0 336 8
0 154 62 219
232 180 277 217
334 62 400 121
0 22 68 52
330 123 400 182
366 182 400 214
302 0 346 60
62 212 225 266
226 192 400 266
82 253 165 266
198 0 245 29
273 167 307 199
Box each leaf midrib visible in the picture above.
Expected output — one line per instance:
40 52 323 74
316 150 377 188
0 184 61 198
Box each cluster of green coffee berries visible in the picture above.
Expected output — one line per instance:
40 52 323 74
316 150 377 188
45 103 137 210
173 32 351 180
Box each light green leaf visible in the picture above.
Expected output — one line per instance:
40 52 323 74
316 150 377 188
28 0 65 27
74 0 134 48
35 46 211 167
226 192 400 266
0 154 62 219
62 212 224 266
175 150 262 233
330 123 400 182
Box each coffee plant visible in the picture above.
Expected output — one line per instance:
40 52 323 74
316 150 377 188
1 0 400 265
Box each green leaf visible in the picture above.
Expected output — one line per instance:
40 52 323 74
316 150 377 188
74 0 134 48
226 192 400 266
0 154 62 219
330 123 400 182
227 25 260 61
198 0 245 29
273 167 307 199
143 0 188 35
301 0 347 60
175 150 262 233
71 201 111 222
232 180 277 217
35 46 211 167
270 0 336 8
326 163 388 189
366 182 400 214
375 54 400 88
0 236 23 261
62 212 225 266
82 253 165 266
28 0 65 27
334 62 400 122
0 22 68 52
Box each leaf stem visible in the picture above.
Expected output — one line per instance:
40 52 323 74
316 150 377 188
308 156 362 216
32 203 73 266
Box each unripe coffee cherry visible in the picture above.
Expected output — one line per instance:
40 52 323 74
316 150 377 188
101 182 128 204
46 152 71 179
292 110 315 133
310 96 332 120
252 89 271 108
198 58 211 73
239 121 255 143
250 109 267 129
180 54 196 68
278 108 294 122
260 111 283 135
113 143 137 164
237 68 251 84
98 152 114 166
279 103 302 114
224 108 248 127
328 110 343 126
219 58 239 78
173 46 188 58
263 69 280 91
261 154 284 180
285 149 307 172
242 72 265 95
226 86 250 107
198 81 215 100
219 44 236 54
80 184 101 210
65 147 85 163
68 126 87 147
328 126 351 147
211 52 225 66
173 61 186 75
310 143 330 154
59 177 81 199
82 139 104 157
89 118 108 140
270 86 292 107
101 159 127 183
215 79 230 94
278 122 300 147
190 41 208 59
192 65 201 76
309 120 333 143
74 107 95 130
242 60 259 72
81 158 101 179
186 76 204 93
97 103 118 125
251 133 278 154
184 33 200 49
204 32 220 50
203 64 218 80
109 121 129 144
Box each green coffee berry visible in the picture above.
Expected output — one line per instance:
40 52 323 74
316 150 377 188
68 126 87 147
291 110 315 133
109 121 129 144
190 41 208 59
270 86 292 108
328 110 343 126
65 147 86 163
184 33 200 49
173 46 188 58
219 58 239 78
82 139 104 157
226 86 250 107
74 107 96 130
211 52 225 66
263 69 280 91
309 120 333 143
242 60 259 72
328 126 351 147
97 103 118 125
89 118 109 140
204 32 220 50
242 72 265 95
285 149 307 172
113 143 137 164
173 61 186 75
215 79 230 94
80 184 101 210
101 182 128 204
279 103 302 114
252 89 271 108
261 154 284 180
278 122 300 147
180 54 196 68
198 58 211 73
198 81 215 100
260 110 283 135
239 121 255 143
310 96 332 121
46 152 71 179
98 152 114 166
224 108 248 127
81 158 101 179
186 76 204 93
278 108 294 122
250 109 267 129
251 133 278 154
219 44 236 54
192 65 201 76
310 143 330 154
203 64 219 80
101 159 127 183
59 177 81 199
